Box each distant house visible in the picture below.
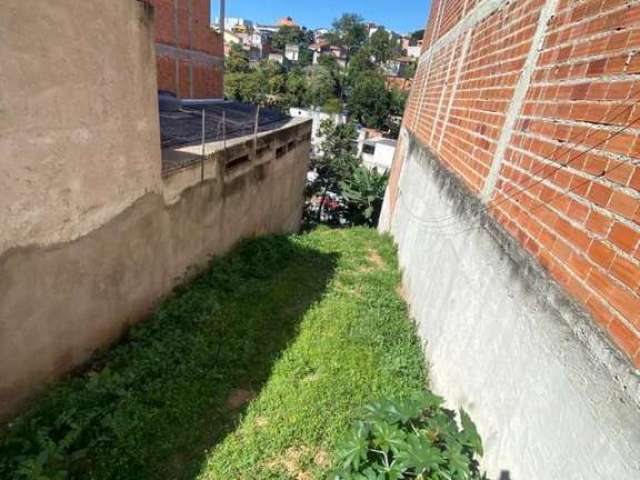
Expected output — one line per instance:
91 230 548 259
216 17 253 32
290 107 348 156
285 43 300 62
406 43 422 58
310 39 330 64
385 76 412 92
278 16 298 28
384 57 415 77
313 28 329 42
360 138 397 173
268 51 285 64
330 46 348 68
255 23 280 34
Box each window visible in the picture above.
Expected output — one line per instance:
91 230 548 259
363 144 376 155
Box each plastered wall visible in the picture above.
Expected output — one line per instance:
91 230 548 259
0 0 162 255
0 0 310 418
384 131 640 479
381 0 640 475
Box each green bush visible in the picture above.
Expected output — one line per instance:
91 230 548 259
331 392 485 480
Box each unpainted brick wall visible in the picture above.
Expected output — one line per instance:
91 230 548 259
394 0 640 367
150 0 223 98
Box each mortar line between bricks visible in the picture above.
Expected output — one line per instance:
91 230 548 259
413 1 447 130
482 0 562 202
430 37 460 145
419 0 511 67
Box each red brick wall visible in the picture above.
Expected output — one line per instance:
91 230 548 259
150 0 223 98
394 0 640 367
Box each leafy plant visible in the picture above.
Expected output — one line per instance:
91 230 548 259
341 166 389 227
331 393 485 480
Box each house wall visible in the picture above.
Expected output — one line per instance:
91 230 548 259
289 107 347 156
381 0 640 476
0 0 311 418
0 0 162 263
390 0 640 366
151 0 224 98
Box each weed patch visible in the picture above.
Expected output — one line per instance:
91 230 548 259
0 227 427 479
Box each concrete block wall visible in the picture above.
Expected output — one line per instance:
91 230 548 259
150 0 224 98
390 0 640 368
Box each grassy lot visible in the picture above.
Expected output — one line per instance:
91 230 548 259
0 227 427 479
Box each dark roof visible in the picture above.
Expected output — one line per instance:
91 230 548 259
159 101 290 149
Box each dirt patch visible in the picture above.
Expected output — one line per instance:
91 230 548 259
396 283 406 299
313 449 331 468
333 281 364 297
255 416 268 428
226 389 255 410
367 249 385 269
265 446 313 479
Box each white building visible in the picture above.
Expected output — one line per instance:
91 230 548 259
285 43 300 62
268 52 284 64
313 28 329 42
216 17 253 32
406 45 422 58
289 107 347 157
360 138 396 173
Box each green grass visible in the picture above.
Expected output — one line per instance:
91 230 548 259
0 227 427 479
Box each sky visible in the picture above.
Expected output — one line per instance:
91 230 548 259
211 0 432 35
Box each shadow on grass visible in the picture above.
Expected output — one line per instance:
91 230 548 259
0 236 338 479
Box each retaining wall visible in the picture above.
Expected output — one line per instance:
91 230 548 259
381 0 640 476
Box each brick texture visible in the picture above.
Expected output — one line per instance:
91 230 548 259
150 0 223 98
395 0 640 367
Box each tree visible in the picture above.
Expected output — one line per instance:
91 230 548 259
319 119 358 160
308 119 360 223
345 46 377 87
283 68 308 108
305 65 338 108
298 46 314 67
225 70 263 104
227 43 250 73
369 28 393 65
410 29 425 42
271 25 306 50
329 13 367 59
389 88 408 117
347 73 391 129
323 97 343 114
401 61 417 79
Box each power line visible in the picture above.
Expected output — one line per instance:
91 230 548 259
396 111 640 237
396 94 640 232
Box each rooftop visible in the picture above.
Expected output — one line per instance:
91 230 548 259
160 102 289 150
159 101 305 175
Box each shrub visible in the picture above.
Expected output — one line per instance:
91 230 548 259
331 392 485 480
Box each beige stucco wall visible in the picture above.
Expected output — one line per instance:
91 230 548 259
0 0 312 418
0 0 162 254
0 119 311 418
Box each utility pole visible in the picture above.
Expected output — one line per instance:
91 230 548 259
219 0 226 95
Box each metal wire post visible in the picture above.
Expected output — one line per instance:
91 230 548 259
253 105 260 155
201 108 205 181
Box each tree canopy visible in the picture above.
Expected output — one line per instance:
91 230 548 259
369 28 393 65
328 13 368 58
347 73 391 129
